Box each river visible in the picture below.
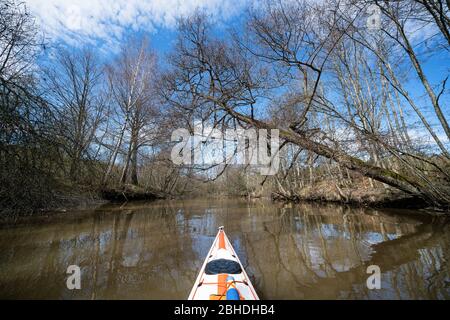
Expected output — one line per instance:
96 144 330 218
0 198 449 299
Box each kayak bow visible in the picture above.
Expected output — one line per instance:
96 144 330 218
188 227 259 300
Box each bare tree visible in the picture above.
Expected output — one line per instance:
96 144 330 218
414 0 450 47
0 0 40 89
0 0 61 212
372 0 450 141
103 38 159 186
43 48 106 181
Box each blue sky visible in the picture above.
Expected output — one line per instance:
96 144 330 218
25 0 448 84
25 0 249 55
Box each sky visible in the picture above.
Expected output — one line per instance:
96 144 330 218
25 0 448 80
25 0 249 54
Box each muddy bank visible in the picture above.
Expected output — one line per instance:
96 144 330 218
100 185 168 202
270 180 449 213
0 184 169 222
271 192 434 209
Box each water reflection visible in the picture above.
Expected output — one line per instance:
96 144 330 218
0 199 448 299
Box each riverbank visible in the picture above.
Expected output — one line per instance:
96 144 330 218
0 184 171 220
1 178 448 223
269 179 449 213
100 184 168 202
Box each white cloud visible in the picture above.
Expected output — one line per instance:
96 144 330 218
24 0 247 47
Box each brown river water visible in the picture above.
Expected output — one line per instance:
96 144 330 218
0 198 449 299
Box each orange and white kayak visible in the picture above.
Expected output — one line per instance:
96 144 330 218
188 227 259 300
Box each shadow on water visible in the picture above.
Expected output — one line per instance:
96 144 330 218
0 198 448 299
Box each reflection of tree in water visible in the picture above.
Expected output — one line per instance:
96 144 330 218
0 201 201 299
93 202 199 299
240 203 449 299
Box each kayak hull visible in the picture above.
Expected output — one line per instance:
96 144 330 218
188 227 259 300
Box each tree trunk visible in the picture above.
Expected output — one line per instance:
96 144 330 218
120 139 133 185
130 135 139 186
102 119 128 186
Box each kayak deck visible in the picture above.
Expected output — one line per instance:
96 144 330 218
188 227 259 300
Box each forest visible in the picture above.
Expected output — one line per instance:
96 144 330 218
1 0 449 215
